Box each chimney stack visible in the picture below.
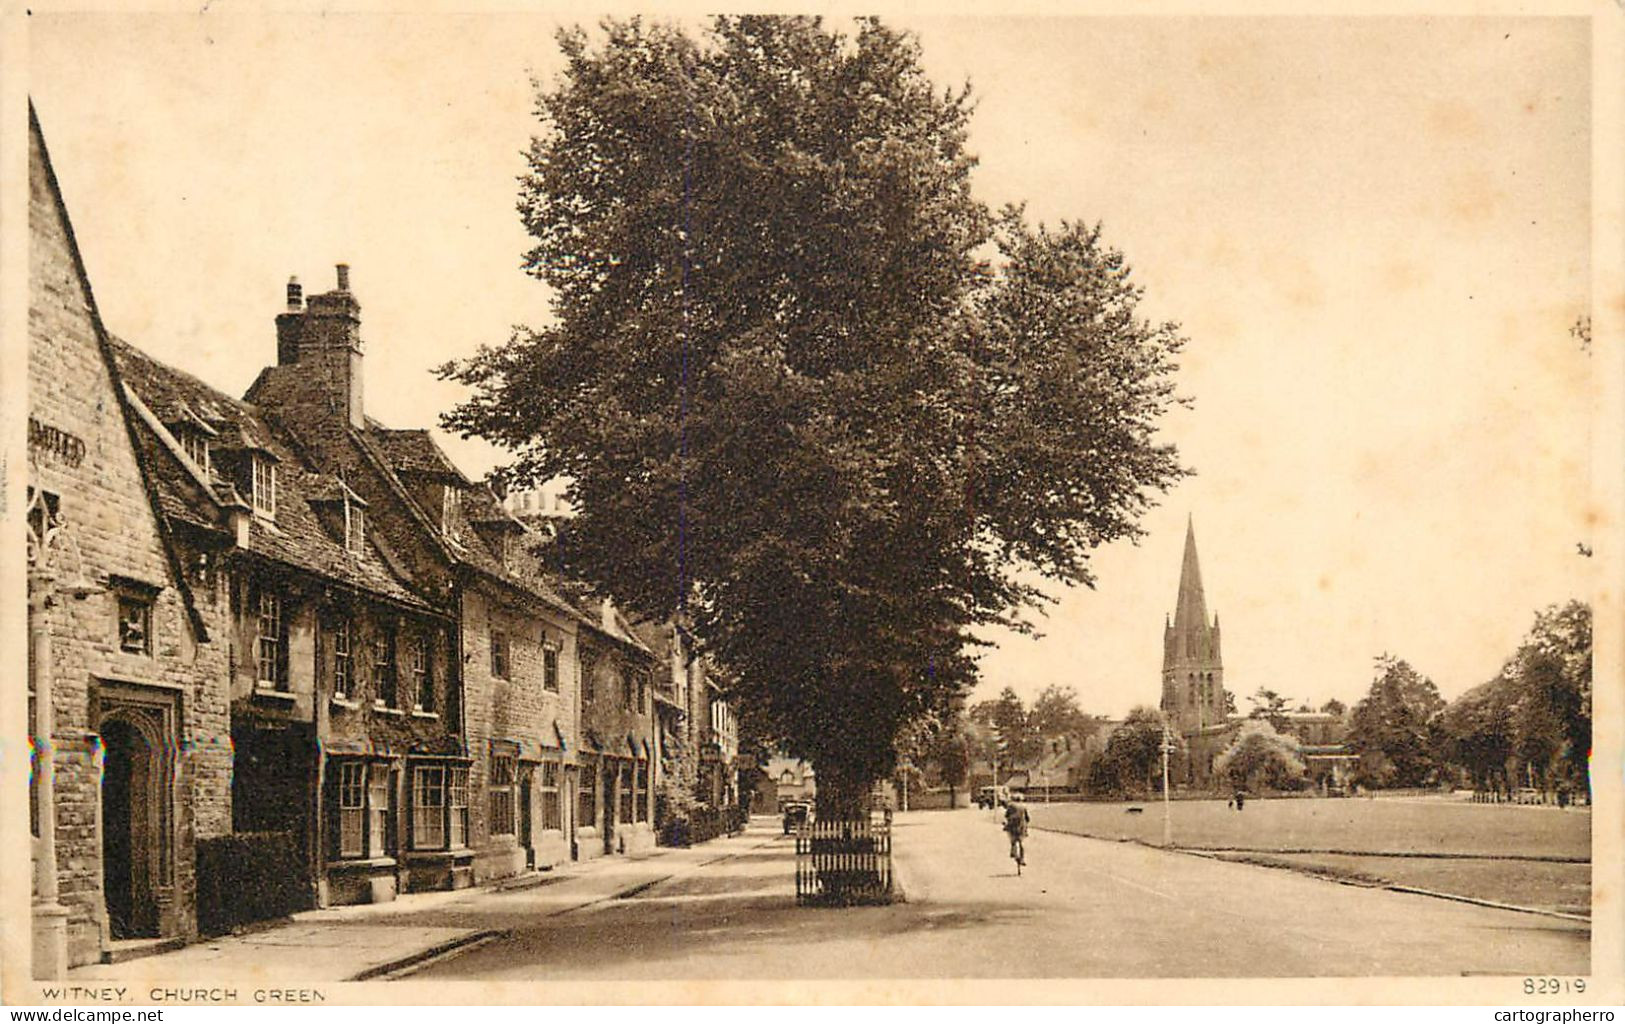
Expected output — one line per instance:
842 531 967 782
273 264 365 429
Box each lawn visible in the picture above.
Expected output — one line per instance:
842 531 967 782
1026 797 1591 917
1027 797 1590 860
1205 852 1592 918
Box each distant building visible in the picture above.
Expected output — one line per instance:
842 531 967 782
1159 518 1354 790
754 758 815 810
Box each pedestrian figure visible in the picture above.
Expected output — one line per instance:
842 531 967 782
1233 789 1246 812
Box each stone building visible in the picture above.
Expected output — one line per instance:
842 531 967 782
1159 518 1353 789
574 601 659 858
27 107 232 972
507 483 742 844
1160 518 1234 786
106 333 464 909
243 268 620 880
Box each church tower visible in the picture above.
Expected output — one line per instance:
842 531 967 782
1161 517 1228 736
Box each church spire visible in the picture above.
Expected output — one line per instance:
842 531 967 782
1173 516 1209 632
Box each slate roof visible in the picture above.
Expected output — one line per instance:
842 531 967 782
107 335 435 612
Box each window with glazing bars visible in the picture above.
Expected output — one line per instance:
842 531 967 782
618 761 634 825
337 762 365 858
635 762 649 822
578 759 597 830
488 755 516 836
542 644 559 692
412 766 446 850
331 618 352 699
540 761 562 831
374 627 397 707
256 589 288 689
411 634 431 711
449 767 469 848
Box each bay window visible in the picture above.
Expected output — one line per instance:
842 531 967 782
411 762 471 851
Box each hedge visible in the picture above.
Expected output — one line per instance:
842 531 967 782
196 832 308 936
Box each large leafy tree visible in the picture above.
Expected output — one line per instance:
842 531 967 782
1090 705 1177 795
1346 655 1447 788
1030 684 1100 738
441 16 1188 814
1214 720 1306 792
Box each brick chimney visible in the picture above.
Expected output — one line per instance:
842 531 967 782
274 264 365 429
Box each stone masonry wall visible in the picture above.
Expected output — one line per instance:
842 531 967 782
29 123 231 967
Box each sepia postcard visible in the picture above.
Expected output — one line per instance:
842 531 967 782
2 0 1621 1008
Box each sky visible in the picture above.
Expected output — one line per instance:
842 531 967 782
25 12 1595 718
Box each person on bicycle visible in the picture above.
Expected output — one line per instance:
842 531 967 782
1002 799 1030 864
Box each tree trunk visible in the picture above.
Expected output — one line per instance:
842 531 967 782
815 763 871 821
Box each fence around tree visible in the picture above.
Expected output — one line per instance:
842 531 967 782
795 810 894 906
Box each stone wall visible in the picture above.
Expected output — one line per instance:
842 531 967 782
29 119 231 967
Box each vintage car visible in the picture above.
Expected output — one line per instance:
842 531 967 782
782 801 812 834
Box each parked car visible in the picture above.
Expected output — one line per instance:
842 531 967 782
782 801 811 834
975 785 1012 809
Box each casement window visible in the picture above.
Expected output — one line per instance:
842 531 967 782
373 626 398 708
636 671 649 713
368 765 391 858
410 634 432 711
488 755 516 837
255 588 289 690
490 630 509 680
635 761 649 823
619 667 633 709
180 430 211 475
540 761 562 831
577 758 598 830
337 761 366 858
542 644 559 693
411 763 470 850
450 767 469 848
117 594 153 656
441 486 462 539
412 766 445 850
330 618 353 700
250 455 277 518
581 652 597 704
344 501 365 555
617 761 634 825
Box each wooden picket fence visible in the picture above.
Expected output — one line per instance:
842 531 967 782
794 811 894 906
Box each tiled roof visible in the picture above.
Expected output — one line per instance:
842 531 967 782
368 426 470 483
107 336 435 612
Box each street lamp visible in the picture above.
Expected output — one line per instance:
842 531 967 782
1160 722 1175 848
27 489 104 978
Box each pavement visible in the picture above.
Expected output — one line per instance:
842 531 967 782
66 826 777 983
68 810 1590 981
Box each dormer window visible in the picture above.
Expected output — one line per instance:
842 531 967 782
250 454 277 518
345 500 365 555
179 430 211 475
441 486 462 540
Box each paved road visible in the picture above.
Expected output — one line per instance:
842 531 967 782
406 810 1588 979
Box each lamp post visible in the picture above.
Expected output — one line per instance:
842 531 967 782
1160 723 1175 848
27 490 103 978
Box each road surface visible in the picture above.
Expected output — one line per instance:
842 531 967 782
403 809 1588 979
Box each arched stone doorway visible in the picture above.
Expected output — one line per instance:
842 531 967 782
97 697 175 943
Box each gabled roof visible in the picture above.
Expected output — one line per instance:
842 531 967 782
368 426 471 484
107 336 437 613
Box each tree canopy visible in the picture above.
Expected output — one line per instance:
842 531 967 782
1434 600 1591 797
1346 655 1446 788
440 16 1189 811
1214 720 1306 792
1089 705 1177 795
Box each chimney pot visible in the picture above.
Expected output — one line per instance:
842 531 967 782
336 264 351 292
286 276 303 310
